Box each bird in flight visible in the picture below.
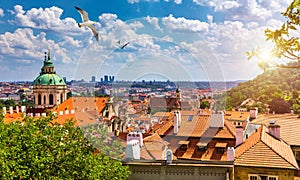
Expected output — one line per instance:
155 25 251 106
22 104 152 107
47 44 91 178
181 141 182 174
75 6 99 41
117 40 130 49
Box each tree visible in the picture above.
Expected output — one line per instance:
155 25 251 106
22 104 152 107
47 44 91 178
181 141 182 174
200 100 210 109
268 98 291 114
0 115 130 179
247 0 300 69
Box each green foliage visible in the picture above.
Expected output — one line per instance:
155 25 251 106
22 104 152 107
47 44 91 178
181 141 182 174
0 115 130 179
269 98 291 114
225 68 300 113
0 99 16 109
82 124 125 161
200 100 210 109
247 0 300 69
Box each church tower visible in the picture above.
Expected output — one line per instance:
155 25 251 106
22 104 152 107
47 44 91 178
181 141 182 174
33 49 67 109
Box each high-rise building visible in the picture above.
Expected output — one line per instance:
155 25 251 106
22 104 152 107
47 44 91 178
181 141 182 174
104 75 109 82
91 76 96 82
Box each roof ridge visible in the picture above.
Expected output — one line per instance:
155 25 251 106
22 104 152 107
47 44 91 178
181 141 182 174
261 126 299 169
235 126 262 159
224 119 236 137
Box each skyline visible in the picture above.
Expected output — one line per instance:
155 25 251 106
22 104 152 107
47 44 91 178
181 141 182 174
0 0 292 82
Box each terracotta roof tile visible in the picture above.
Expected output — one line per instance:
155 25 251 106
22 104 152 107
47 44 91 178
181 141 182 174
177 115 210 137
225 111 250 121
141 133 171 160
235 125 298 169
252 114 300 146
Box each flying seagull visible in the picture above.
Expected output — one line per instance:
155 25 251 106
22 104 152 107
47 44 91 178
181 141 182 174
75 6 99 41
120 42 130 49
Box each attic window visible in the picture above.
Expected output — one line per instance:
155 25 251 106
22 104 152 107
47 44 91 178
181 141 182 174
188 115 193 121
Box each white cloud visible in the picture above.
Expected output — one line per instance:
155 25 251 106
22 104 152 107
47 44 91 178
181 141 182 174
10 5 84 35
193 0 285 21
162 14 209 33
0 8 4 17
174 0 182 4
58 36 82 48
215 1 240 11
146 16 162 31
0 28 72 64
207 15 213 24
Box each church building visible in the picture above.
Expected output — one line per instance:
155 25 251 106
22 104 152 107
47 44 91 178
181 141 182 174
33 49 67 109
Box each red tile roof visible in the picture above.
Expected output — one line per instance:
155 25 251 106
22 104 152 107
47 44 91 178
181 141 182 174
235 125 298 169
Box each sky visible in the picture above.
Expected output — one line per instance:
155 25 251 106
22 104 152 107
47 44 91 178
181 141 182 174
0 0 292 82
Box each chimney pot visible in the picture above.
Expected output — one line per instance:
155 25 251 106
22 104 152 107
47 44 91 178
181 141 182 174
227 147 235 161
235 125 244 147
268 120 280 139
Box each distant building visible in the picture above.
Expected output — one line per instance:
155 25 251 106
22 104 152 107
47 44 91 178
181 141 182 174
90 76 96 82
33 49 67 109
104 75 109 82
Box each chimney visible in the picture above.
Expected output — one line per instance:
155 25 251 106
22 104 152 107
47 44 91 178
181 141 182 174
2 107 6 116
127 132 143 147
125 140 140 160
210 111 224 128
9 106 13 114
250 107 258 119
227 147 235 161
21 106 26 113
177 110 181 127
235 125 244 146
268 120 280 139
173 111 179 134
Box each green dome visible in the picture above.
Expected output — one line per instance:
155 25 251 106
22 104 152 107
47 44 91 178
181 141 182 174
33 74 66 86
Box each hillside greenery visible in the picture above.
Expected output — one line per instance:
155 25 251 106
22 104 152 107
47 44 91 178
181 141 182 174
225 66 300 113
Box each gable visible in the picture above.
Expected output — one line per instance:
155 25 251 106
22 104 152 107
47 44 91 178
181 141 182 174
235 141 297 169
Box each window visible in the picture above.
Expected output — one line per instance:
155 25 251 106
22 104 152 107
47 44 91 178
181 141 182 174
268 177 277 180
38 94 42 105
248 174 278 180
216 148 225 154
249 175 258 180
49 94 54 105
60 94 63 104
198 146 206 152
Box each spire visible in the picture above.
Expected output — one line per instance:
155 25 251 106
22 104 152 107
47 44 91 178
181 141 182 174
48 48 50 61
40 49 55 74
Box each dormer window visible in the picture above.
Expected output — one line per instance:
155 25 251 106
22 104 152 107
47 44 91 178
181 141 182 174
215 142 227 154
197 142 208 152
178 140 189 150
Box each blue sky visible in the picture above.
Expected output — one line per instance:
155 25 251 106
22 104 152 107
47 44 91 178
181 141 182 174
0 0 292 82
